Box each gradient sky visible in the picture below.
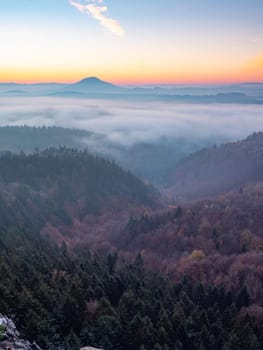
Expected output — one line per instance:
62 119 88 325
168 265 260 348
1 0 263 84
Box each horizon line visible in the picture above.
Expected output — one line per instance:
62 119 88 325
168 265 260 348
0 76 263 87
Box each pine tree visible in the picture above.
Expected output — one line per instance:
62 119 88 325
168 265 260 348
236 286 250 309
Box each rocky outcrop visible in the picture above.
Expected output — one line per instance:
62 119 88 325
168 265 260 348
0 314 42 350
0 314 104 350
80 347 104 350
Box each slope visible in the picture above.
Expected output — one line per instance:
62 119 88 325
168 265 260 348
0 148 157 247
115 184 263 307
166 132 263 201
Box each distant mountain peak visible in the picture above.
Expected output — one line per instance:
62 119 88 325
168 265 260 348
66 76 124 94
80 76 104 82
75 76 114 86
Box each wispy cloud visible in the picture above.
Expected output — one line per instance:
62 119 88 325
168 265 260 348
70 0 125 37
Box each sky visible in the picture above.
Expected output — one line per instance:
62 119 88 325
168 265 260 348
1 0 263 84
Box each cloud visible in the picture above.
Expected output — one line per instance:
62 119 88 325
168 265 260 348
0 97 262 147
70 0 125 37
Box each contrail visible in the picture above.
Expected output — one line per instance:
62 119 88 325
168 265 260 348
70 0 125 37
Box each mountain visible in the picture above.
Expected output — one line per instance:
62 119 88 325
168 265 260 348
166 132 263 201
66 76 125 94
62 79 263 102
1 79 262 102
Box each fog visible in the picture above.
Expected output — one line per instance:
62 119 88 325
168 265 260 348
0 97 262 147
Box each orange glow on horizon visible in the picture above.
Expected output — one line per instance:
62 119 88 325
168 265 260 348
1 62 263 86
245 53 263 74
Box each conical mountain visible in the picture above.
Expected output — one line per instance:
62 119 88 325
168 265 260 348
67 76 124 93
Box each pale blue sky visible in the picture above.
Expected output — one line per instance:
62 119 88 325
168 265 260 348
1 0 263 83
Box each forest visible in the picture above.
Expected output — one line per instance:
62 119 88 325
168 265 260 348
0 224 260 350
0 140 263 349
0 126 217 186
2 0 263 347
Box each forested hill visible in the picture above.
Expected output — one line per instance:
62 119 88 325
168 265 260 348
0 126 93 152
167 132 263 201
1 139 263 349
118 184 263 299
0 148 153 203
0 221 260 350
0 148 156 241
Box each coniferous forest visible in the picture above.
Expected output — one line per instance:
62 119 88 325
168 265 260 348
2 0 263 347
0 145 262 349
0 225 260 350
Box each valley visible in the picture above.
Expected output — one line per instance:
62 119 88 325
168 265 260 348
0 127 263 349
2 0 263 348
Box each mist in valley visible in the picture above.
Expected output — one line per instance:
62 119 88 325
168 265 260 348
1 97 262 142
2 0 263 348
0 96 262 185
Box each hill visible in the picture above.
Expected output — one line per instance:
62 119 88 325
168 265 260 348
0 209 260 350
0 148 156 247
166 132 263 201
11 145 262 310
0 126 94 153
0 126 219 187
0 144 263 349
113 184 263 307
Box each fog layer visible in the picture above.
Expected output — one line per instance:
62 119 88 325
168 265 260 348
1 97 262 146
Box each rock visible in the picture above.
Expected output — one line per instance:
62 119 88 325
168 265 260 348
0 315 103 350
80 347 104 350
0 314 42 350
